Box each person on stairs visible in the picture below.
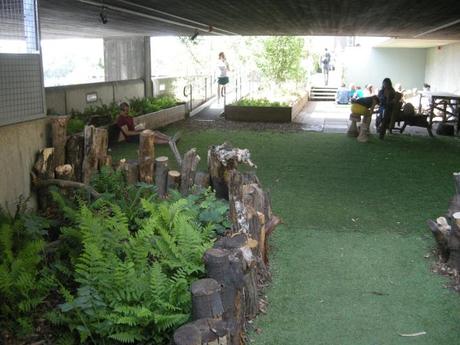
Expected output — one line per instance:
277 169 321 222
347 95 380 143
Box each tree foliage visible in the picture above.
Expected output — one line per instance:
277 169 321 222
257 36 305 83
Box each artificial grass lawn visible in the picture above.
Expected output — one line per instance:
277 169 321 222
111 130 460 345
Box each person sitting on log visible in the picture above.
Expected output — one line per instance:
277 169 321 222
347 95 380 143
116 102 174 144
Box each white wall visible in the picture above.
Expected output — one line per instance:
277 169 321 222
343 47 427 90
425 42 460 94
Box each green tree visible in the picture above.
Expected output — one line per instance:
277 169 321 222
257 36 305 83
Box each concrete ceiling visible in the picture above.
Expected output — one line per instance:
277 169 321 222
375 38 460 48
38 0 460 39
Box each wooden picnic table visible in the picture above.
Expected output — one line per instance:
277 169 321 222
419 91 460 135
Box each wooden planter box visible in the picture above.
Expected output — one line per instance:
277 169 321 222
224 94 308 123
133 103 186 129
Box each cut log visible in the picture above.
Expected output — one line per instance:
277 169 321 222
190 318 229 344
66 134 84 181
118 159 139 185
173 324 201 345
167 170 181 191
154 156 169 198
448 172 460 218
448 212 460 270
427 219 449 260
169 139 182 167
32 178 101 199
180 148 200 195
138 130 155 184
214 234 259 320
103 155 113 167
55 164 73 181
33 148 55 180
228 170 247 234
208 143 257 200
95 127 108 169
50 115 69 169
33 147 55 210
194 171 210 190
204 248 245 345
191 278 224 320
82 126 99 184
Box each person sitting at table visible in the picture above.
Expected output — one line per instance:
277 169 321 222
336 83 350 104
116 102 174 144
347 95 380 143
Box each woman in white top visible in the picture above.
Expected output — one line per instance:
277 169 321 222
217 52 230 103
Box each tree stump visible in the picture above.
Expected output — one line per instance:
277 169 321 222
195 171 211 191
173 324 201 345
118 159 139 185
191 278 224 320
95 127 108 169
82 126 99 184
214 234 259 320
180 148 200 195
204 248 245 345
154 156 169 198
55 164 73 180
190 318 229 344
228 170 247 234
33 147 55 210
50 115 69 169
448 212 460 270
167 170 181 191
66 134 84 181
138 129 155 183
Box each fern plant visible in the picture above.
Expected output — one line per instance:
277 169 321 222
55 198 214 344
0 214 55 338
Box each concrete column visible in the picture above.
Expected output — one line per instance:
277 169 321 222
144 36 153 97
104 36 145 83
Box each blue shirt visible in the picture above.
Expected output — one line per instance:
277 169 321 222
336 87 350 104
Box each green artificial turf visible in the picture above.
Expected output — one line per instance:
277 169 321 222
111 130 460 345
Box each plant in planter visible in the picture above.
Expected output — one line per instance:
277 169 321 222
233 98 288 107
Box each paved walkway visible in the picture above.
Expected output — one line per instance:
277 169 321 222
294 101 431 136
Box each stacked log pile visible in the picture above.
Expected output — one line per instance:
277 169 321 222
173 143 281 345
30 120 281 344
428 172 460 271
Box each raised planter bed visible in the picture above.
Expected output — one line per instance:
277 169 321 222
224 94 308 123
133 102 187 129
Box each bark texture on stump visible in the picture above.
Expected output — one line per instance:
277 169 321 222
173 324 201 345
118 159 139 185
191 278 224 320
33 148 55 210
66 134 84 182
167 170 181 191
214 234 259 320
180 148 200 195
138 130 155 184
204 248 245 345
194 171 211 191
95 127 108 169
50 116 69 169
55 164 73 180
82 126 99 184
208 143 257 200
154 156 169 198
190 318 229 344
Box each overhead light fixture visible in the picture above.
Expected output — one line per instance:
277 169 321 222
99 6 108 24
190 29 199 41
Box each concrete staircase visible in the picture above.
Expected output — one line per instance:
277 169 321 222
309 86 337 101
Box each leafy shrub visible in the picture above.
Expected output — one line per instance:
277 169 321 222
130 96 177 116
0 212 55 338
67 118 85 135
52 198 214 344
233 98 288 107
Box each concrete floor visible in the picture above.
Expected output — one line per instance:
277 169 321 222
294 101 432 136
